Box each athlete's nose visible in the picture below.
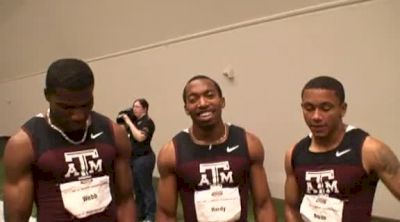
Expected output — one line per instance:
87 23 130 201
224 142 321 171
198 96 209 107
70 109 87 123
311 109 323 121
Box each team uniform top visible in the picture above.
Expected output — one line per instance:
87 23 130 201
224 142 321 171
173 124 251 222
22 111 119 222
292 126 379 221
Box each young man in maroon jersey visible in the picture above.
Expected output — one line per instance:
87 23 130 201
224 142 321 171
3 58 136 221
284 76 400 221
156 75 277 222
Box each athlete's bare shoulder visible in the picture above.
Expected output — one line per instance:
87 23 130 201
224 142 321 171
4 129 34 160
362 136 399 175
363 135 400 199
3 129 35 178
157 140 176 174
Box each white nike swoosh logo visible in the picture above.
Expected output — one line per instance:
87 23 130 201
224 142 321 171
336 148 351 157
227 145 239 153
90 132 103 139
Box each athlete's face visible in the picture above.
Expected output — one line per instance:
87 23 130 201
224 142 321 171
184 78 225 127
46 86 94 132
301 88 346 139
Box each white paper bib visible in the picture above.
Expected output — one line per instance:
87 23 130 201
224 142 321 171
194 185 241 222
60 175 112 218
300 194 344 222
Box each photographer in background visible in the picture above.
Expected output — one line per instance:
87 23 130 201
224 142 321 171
117 98 156 222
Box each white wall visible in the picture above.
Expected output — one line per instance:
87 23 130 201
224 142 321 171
0 0 398 219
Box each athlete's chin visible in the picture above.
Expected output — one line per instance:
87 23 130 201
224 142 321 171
309 125 328 136
195 119 217 128
311 131 329 139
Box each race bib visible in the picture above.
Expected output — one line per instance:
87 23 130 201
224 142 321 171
60 175 112 218
300 194 344 222
194 185 241 222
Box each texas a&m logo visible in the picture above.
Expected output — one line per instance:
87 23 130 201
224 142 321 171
305 169 339 194
198 161 234 187
64 149 103 179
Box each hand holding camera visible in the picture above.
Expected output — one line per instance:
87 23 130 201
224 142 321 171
116 108 136 124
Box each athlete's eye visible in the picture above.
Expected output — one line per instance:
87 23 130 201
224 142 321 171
320 103 334 112
302 103 315 112
205 91 215 98
186 95 199 104
58 104 75 110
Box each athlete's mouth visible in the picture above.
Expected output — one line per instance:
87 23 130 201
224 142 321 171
310 125 327 131
197 110 214 120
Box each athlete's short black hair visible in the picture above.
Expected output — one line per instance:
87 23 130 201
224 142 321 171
302 76 345 103
45 58 94 94
182 75 223 104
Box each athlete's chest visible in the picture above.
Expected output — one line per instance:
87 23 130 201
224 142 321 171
295 164 367 196
293 139 367 194
177 143 250 190
34 143 116 182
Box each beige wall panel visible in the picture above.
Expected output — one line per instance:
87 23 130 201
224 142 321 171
1 0 336 82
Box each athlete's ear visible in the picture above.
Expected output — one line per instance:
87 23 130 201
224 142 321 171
184 104 190 115
341 102 347 117
44 88 50 102
221 97 226 108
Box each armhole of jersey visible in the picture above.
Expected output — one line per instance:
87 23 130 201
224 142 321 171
356 130 370 172
107 120 118 148
343 128 368 165
172 136 180 167
290 145 297 170
240 127 251 163
228 125 251 166
291 138 307 169
172 130 190 167
93 112 118 149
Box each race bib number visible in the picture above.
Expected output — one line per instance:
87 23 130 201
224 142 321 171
300 194 344 222
194 185 241 222
60 175 112 218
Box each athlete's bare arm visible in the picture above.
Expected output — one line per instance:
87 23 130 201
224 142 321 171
284 146 303 222
246 132 277 222
3 130 34 222
113 123 137 221
363 136 400 200
155 141 178 222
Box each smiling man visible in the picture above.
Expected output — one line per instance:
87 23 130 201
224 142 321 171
156 75 277 222
284 76 400 222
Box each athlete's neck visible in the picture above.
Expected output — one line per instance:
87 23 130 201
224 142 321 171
311 124 347 152
46 108 90 145
190 122 228 145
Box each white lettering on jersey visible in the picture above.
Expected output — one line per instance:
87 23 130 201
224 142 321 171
305 169 339 194
198 161 234 187
64 149 103 179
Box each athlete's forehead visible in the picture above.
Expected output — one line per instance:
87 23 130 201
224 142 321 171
185 78 219 96
51 86 93 106
302 88 341 105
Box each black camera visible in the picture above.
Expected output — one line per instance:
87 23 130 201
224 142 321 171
116 108 135 124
